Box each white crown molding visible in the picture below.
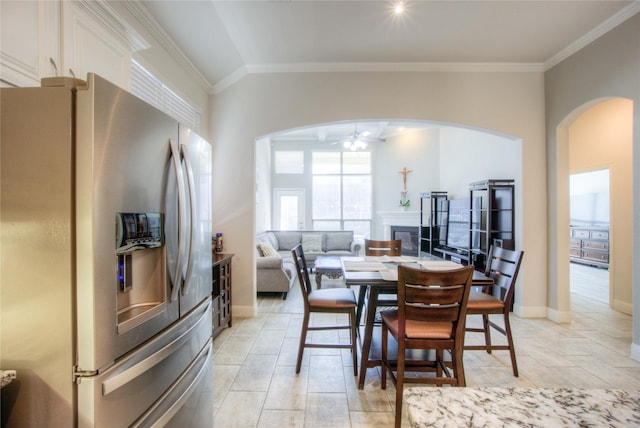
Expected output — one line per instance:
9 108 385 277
122 0 212 91
544 2 640 70
74 0 149 53
213 66 249 94
213 61 544 94
247 62 545 74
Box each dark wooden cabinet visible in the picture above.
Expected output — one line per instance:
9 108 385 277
570 226 609 268
468 179 515 271
212 253 233 338
418 191 448 257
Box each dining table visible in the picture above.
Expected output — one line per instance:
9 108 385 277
341 254 494 390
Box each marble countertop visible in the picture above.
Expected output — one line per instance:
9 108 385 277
0 370 16 389
405 387 640 427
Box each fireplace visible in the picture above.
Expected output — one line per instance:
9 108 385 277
391 226 419 257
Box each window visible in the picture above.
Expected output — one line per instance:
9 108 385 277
275 151 304 174
312 152 371 237
130 60 201 131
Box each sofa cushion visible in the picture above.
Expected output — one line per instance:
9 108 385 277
325 231 354 251
302 234 323 253
257 242 280 257
273 231 302 251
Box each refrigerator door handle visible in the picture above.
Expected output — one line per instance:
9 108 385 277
169 138 185 302
101 299 211 396
179 143 196 292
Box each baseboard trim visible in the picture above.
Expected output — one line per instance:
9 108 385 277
232 304 257 318
545 307 572 323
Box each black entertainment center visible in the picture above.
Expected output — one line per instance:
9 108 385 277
421 179 515 271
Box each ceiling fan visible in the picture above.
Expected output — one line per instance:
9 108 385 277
336 128 386 151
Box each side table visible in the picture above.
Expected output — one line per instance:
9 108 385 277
313 256 344 289
212 253 233 338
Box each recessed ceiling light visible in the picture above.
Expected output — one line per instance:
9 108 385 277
392 1 406 15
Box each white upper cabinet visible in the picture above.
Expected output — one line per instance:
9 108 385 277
1 0 148 88
1 1 59 87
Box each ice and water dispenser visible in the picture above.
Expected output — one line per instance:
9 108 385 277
115 213 167 334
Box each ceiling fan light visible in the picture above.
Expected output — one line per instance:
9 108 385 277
343 141 352 149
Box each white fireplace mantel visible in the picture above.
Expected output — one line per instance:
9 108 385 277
377 210 420 239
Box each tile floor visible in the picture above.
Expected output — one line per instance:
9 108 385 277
212 271 640 427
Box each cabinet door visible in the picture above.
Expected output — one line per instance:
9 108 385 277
0 0 59 86
61 1 133 88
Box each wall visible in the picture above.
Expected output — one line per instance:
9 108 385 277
255 138 272 232
438 127 521 198
569 98 633 313
211 71 546 318
372 128 440 220
545 13 640 354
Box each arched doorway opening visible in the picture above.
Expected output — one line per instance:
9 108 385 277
556 98 633 317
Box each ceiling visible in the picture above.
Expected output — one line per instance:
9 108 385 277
136 0 638 141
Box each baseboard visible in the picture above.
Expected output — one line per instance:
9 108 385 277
546 307 572 323
513 303 550 319
232 304 258 318
612 298 633 315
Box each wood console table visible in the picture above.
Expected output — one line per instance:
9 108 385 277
212 253 233 338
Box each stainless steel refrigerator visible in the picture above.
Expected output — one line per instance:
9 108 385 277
1 74 213 427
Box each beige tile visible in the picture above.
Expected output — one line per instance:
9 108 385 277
231 354 277 392
249 328 286 355
213 363 241 410
263 365 309 410
257 410 305 428
343 366 391 412
307 355 347 393
349 410 396 427
262 313 292 330
276 337 309 367
215 391 266 427
304 392 351 428
233 314 268 338
214 335 255 365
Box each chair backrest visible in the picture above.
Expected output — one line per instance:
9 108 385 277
397 265 474 339
483 246 524 305
364 239 402 256
291 244 313 303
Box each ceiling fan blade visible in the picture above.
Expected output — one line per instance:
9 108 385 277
361 136 385 143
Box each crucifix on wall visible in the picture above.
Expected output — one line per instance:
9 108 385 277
399 166 413 191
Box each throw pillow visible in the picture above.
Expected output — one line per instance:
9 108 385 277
325 231 352 251
257 242 280 258
301 234 323 253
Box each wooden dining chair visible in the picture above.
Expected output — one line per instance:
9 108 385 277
381 265 474 428
464 246 524 376
291 244 358 376
363 239 402 257
359 239 403 325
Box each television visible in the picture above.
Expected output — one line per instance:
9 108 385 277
445 198 482 250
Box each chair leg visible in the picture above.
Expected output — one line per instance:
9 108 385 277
296 312 310 374
381 323 388 389
395 342 405 428
482 314 492 354
503 313 519 377
453 344 466 387
350 310 358 376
